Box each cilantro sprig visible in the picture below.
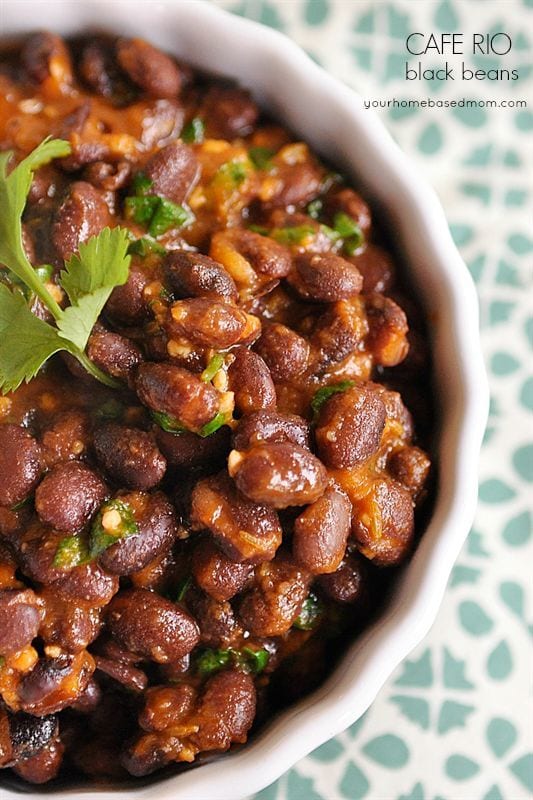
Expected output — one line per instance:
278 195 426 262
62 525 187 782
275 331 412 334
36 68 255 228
0 138 132 394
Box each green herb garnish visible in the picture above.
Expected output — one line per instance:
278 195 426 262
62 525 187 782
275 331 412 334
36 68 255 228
199 412 227 438
293 593 323 630
201 353 224 383
248 224 269 236
150 410 187 434
149 198 194 237
124 173 194 238
307 199 323 219
248 146 275 171
94 398 125 421
182 117 205 144
175 575 192 603
0 138 132 394
270 225 316 245
10 496 32 512
196 648 233 677
124 195 160 227
89 498 138 558
239 647 270 674
332 212 365 255
132 172 153 196
53 535 91 569
311 380 355 421
216 160 248 188
151 409 228 438
127 237 166 258
196 647 269 677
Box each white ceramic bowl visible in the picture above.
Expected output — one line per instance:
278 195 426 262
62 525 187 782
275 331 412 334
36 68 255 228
1 2 488 798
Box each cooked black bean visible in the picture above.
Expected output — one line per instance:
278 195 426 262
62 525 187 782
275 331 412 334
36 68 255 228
229 442 328 509
352 478 415 566
98 491 177 576
348 244 395 293
106 588 199 663
116 37 182 98
155 425 230 470
168 297 254 349
192 539 253 602
87 330 144 385
293 484 352 574
315 385 387 469
164 250 238 301
238 555 310 636
187 588 243 649
39 588 102 654
19 652 95 715
143 141 199 204
232 410 310 451
7 712 58 765
94 424 166 490
228 348 276 415
0 589 43 656
0 425 44 507
95 656 148 692
255 322 310 382
190 472 282 564
289 252 363 302
136 362 219 431
318 552 370 605
11 737 64 784
35 462 108 531
21 31 72 85
201 85 259 138
388 446 431 499
365 293 409 367
52 181 111 261
105 265 151 325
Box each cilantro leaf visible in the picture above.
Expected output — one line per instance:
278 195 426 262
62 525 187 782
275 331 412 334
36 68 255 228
0 138 71 318
60 226 131 303
0 140 133 394
0 284 68 393
57 227 131 350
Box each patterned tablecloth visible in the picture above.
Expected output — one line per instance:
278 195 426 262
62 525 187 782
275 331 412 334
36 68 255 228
208 1 533 798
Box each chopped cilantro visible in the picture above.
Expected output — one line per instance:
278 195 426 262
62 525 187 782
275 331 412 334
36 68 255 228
89 499 138 558
196 647 269 677
53 535 91 569
201 353 224 383
248 146 275 171
270 225 316 245
182 117 205 144
293 593 323 630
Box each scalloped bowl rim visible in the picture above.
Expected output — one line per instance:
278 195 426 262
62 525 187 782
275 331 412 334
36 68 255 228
0 2 489 799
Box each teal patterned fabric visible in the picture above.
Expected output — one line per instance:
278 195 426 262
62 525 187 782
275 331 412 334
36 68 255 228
209 1 532 797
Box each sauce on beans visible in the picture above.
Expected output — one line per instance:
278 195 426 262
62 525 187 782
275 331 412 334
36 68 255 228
0 31 434 787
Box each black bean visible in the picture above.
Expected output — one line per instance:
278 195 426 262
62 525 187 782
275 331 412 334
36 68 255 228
35 462 108 532
98 491 177 576
94 424 166 490
0 589 43 656
0 425 43 507
106 588 200 663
